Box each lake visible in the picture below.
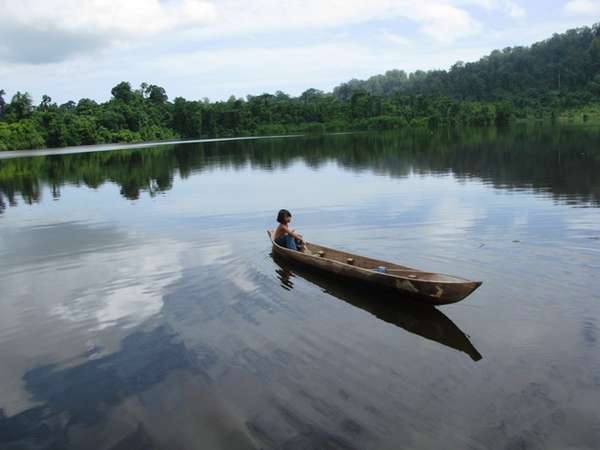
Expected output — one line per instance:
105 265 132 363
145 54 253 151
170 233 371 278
0 126 599 450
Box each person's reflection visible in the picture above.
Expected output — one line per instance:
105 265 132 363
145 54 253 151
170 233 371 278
275 267 294 291
272 253 482 361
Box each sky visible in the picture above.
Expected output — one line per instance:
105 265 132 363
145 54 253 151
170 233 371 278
0 0 598 104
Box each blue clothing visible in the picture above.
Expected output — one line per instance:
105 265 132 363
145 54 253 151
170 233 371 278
276 234 298 251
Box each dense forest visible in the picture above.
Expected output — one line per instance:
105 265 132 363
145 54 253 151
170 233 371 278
1 23 599 151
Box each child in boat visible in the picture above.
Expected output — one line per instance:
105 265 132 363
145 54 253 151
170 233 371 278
274 209 304 251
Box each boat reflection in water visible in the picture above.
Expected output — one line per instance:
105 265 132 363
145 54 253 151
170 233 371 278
271 253 482 362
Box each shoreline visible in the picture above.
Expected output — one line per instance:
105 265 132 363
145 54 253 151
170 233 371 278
0 134 303 160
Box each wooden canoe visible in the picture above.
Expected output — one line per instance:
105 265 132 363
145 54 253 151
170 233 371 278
267 230 482 305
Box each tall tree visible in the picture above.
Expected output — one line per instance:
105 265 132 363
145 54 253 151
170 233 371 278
146 85 168 104
111 82 135 103
0 89 5 117
39 95 52 111
8 92 33 120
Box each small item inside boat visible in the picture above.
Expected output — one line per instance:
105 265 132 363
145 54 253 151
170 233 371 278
375 266 387 273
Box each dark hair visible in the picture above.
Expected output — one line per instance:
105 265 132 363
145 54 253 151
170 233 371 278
277 209 291 224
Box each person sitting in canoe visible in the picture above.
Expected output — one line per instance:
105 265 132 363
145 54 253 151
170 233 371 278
274 209 304 251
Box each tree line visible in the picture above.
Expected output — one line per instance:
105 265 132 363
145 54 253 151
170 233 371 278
335 24 600 105
1 23 598 151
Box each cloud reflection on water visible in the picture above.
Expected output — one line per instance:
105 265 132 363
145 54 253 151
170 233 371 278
0 128 599 449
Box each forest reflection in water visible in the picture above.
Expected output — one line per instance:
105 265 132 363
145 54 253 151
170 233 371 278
1 125 599 213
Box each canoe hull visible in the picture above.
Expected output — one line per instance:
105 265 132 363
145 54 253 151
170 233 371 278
268 231 481 305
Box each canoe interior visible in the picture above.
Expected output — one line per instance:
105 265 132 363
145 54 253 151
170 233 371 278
267 230 473 285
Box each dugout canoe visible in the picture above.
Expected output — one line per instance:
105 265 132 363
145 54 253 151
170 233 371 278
267 230 482 305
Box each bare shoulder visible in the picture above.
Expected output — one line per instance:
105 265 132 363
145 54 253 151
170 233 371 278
274 223 286 238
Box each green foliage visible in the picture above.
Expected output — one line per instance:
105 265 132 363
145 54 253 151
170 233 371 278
111 129 142 143
1 23 599 151
0 120 45 150
353 116 408 130
559 103 600 124
172 97 203 138
334 24 600 110
256 123 288 135
146 85 168 104
298 123 326 134
111 81 135 103
4 92 34 121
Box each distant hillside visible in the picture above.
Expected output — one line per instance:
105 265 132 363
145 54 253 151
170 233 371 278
334 24 600 107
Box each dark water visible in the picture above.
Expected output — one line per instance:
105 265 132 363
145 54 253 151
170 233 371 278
0 127 599 450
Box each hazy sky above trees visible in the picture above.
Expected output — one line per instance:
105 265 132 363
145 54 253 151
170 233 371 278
0 0 596 103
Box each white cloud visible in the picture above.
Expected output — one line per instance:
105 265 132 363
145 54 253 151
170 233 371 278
1 0 217 36
204 0 481 43
0 0 537 66
467 0 526 17
382 30 414 47
504 0 526 17
0 0 583 103
564 0 600 15
0 0 495 64
0 0 217 62
411 2 482 41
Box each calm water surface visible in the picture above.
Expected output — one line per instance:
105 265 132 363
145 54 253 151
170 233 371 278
0 127 599 450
